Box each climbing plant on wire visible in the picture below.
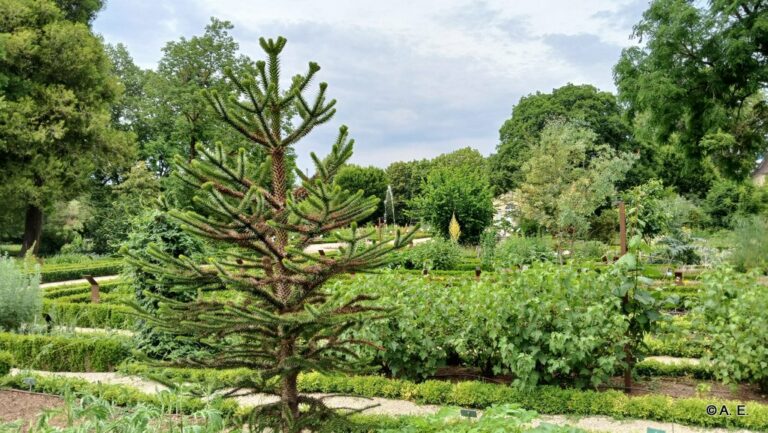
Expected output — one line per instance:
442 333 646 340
124 37 416 433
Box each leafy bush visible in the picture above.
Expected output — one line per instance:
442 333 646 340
697 268 768 391
702 179 767 228
395 238 463 270
570 240 608 261
0 332 131 372
339 264 629 388
492 236 553 269
0 255 42 330
729 215 768 273
0 350 12 376
412 156 494 244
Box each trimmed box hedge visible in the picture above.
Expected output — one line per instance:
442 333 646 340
296 372 768 431
118 364 766 431
0 332 131 372
39 259 122 283
43 299 136 329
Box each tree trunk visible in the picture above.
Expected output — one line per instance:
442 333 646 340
19 205 43 257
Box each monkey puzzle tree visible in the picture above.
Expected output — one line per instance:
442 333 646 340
125 37 415 432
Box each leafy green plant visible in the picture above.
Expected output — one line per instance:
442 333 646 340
0 255 42 331
341 265 630 388
728 215 768 273
492 236 553 269
378 404 586 433
0 392 231 433
395 238 463 271
0 351 12 377
696 267 768 391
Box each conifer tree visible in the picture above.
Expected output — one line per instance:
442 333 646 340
125 37 415 432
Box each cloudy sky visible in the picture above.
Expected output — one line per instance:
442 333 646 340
93 0 648 171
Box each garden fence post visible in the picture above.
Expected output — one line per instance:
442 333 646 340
84 275 100 304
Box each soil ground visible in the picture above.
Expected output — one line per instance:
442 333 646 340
0 389 64 430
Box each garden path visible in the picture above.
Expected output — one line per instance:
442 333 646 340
8 370 757 433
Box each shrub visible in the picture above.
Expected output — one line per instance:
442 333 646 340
0 332 131 372
492 236 553 269
0 350 13 376
729 215 768 273
696 268 768 391
339 264 628 388
0 255 42 330
43 300 135 329
702 178 767 228
396 238 463 270
571 240 608 261
412 154 494 244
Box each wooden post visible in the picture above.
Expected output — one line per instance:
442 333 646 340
474 266 482 281
674 270 684 286
617 201 631 393
618 201 627 256
318 249 325 256
84 275 100 304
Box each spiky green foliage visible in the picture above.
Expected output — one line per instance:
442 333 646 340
124 36 416 433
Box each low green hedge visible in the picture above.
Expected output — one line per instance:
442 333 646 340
0 332 132 372
43 299 136 329
51 292 129 304
119 365 763 430
297 372 768 431
635 359 712 379
39 259 122 283
0 350 13 376
645 334 709 358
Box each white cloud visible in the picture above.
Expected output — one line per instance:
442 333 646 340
93 0 646 170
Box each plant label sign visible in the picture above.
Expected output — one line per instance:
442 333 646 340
647 428 666 433
460 409 478 418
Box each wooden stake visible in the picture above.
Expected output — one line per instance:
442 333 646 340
617 201 631 393
84 275 100 304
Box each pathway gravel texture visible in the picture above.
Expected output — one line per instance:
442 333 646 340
646 355 702 365
8 369 761 433
40 275 121 289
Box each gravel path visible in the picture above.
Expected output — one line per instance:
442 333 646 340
537 415 757 433
51 326 135 337
8 370 761 433
645 356 702 365
40 275 121 289
303 236 430 254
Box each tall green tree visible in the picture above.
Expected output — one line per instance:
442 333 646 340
514 120 635 254
0 0 133 255
143 18 277 176
615 0 768 194
385 158 432 224
127 37 415 432
414 149 494 244
334 165 389 225
489 84 632 194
